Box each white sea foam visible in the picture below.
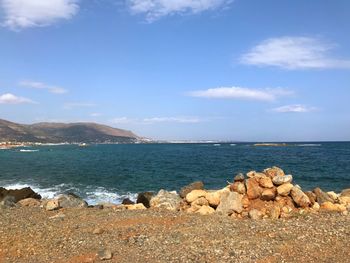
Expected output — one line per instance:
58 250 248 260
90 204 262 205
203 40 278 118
297 144 322 147
19 149 39 152
1 182 137 205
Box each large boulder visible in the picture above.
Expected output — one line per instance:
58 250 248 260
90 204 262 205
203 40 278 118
290 187 311 208
272 175 293 186
150 190 181 211
0 187 41 203
276 183 293 197
230 182 246 194
205 187 230 207
136 192 154 208
261 188 277 201
313 188 334 204
185 190 207 203
57 193 88 208
258 177 274 189
246 178 262 200
263 166 285 178
216 191 243 215
18 198 41 207
196 205 215 215
179 181 204 198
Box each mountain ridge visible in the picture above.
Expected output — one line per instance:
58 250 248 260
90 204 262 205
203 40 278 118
0 119 139 143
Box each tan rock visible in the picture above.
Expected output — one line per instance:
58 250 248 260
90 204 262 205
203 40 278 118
216 191 243 215
230 182 246 194
93 228 104 235
269 204 281 219
18 198 41 207
263 166 285 178
196 205 215 215
246 178 262 200
248 209 263 220
125 203 146 210
45 200 60 211
186 190 207 203
312 202 320 211
246 171 257 178
327 191 339 203
205 191 221 207
339 196 350 205
321 202 346 212
192 197 209 207
272 175 293 186
242 195 250 208
290 187 311 208
340 188 350 197
277 183 293 197
261 188 276 201
313 188 334 204
305 191 317 205
258 177 274 188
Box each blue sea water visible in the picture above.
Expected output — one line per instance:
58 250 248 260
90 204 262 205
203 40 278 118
0 142 349 204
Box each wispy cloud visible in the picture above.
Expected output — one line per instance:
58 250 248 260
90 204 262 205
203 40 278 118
240 36 350 70
90 113 102 117
19 80 68 94
187 87 292 101
0 93 35 104
111 116 201 125
271 104 318 113
128 0 233 21
1 0 79 30
63 102 96 110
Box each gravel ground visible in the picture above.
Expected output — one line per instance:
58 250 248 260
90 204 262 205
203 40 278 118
0 207 349 263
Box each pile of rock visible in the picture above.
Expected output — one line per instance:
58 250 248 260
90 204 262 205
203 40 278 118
179 167 350 219
0 187 41 209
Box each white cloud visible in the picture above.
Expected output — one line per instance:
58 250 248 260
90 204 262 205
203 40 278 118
63 102 96 109
111 117 135 124
272 104 317 113
128 0 233 21
240 36 350 70
90 113 102 117
1 0 79 30
19 80 68 94
0 93 35 104
188 87 292 101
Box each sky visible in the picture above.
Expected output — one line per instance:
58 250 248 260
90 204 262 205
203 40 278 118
0 0 349 141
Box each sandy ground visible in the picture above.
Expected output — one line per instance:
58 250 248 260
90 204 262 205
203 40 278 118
0 207 349 263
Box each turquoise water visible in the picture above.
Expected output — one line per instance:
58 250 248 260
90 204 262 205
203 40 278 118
0 143 349 204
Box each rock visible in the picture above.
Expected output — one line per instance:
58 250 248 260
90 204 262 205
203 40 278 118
277 183 293 197
122 198 135 205
185 190 207 203
242 195 250 208
49 213 65 220
196 205 215 215
305 191 317 205
234 173 245 182
327 191 339 203
312 202 320 211
0 196 16 209
0 187 41 203
57 193 88 208
246 178 262 200
340 188 350 197
290 187 311 208
45 200 60 211
93 228 104 235
18 198 41 207
248 209 263 220
339 196 350 205
124 203 147 210
205 191 221 207
258 177 274 188
269 204 281 219
313 188 334 204
98 249 113 260
150 190 181 211
261 188 276 201
246 171 257 178
192 197 209 207
216 191 243 215
263 166 285 178
179 181 204 198
321 202 347 212
272 175 293 186
136 192 154 208
230 182 246 194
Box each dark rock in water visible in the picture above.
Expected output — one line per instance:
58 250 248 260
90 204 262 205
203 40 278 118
0 187 41 203
234 173 245 182
179 181 204 198
122 198 135 205
313 188 334 204
0 196 16 209
137 192 154 208
57 193 88 208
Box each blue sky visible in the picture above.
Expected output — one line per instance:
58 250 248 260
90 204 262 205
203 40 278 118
0 0 349 141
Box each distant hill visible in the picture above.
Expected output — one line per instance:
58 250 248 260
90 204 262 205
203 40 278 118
0 119 139 143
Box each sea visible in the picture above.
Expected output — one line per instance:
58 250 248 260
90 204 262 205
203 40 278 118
1 142 349 205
